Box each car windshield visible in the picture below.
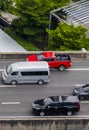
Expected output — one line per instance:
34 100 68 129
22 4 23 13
44 97 53 105
37 54 44 60
83 86 89 92
6 65 13 75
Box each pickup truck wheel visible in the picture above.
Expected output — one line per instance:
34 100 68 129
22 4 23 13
11 80 17 85
37 80 44 85
58 65 65 71
67 111 72 116
40 111 45 116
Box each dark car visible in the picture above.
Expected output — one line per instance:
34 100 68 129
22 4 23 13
32 95 80 116
73 84 89 100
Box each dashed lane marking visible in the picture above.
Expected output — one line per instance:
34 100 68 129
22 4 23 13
75 84 85 87
0 85 16 87
1 102 20 105
68 68 89 71
81 101 89 104
0 69 4 71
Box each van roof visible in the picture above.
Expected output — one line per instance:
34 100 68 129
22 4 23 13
11 61 49 71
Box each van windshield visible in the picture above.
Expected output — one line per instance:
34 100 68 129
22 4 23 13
6 65 13 75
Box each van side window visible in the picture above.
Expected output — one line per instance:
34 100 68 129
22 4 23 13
21 71 48 76
11 72 18 75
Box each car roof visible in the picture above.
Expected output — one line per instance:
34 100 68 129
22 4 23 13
44 95 79 104
10 61 49 71
63 95 79 102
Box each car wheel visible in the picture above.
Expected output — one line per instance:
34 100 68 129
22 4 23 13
37 80 44 85
79 95 85 100
11 80 17 85
67 111 72 116
40 111 45 116
58 65 65 71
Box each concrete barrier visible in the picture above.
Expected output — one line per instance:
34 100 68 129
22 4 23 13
0 116 89 130
0 51 89 60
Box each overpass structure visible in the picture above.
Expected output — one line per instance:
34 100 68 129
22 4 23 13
49 0 89 29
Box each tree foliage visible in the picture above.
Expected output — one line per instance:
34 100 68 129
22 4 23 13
12 0 71 47
47 23 89 50
0 0 13 11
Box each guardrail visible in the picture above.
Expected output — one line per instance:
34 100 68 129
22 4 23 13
0 51 89 60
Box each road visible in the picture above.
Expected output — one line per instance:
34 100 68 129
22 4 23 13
0 60 89 116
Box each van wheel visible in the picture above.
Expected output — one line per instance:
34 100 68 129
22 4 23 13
38 80 44 85
58 65 65 71
11 80 17 85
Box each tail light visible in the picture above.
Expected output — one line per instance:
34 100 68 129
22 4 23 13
76 103 80 111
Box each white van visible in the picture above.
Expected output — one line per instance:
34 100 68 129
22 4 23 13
2 61 50 85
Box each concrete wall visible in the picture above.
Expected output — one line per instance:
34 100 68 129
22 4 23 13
0 117 89 130
0 51 89 60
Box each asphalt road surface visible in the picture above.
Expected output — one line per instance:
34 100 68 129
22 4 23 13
0 60 88 116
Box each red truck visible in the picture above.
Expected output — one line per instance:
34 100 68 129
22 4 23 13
26 51 72 71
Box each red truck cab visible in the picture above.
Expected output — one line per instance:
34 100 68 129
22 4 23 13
27 52 72 71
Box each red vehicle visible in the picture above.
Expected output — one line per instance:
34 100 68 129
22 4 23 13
27 52 72 71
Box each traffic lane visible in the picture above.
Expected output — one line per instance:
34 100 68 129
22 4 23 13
71 61 89 68
0 102 32 116
0 69 89 86
0 86 88 116
0 59 24 69
0 84 88 116
0 86 71 116
50 69 89 86
0 60 89 69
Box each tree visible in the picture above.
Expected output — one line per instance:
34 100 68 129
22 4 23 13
47 23 89 50
0 0 13 11
11 0 71 48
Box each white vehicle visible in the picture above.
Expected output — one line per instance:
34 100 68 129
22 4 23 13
2 61 50 85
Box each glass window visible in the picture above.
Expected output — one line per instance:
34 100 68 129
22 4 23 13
83 87 89 92
11 72 18 75
56 54 70 61
21 71 48 76
37 54 44 60
6 65 13 75
43 58 54 62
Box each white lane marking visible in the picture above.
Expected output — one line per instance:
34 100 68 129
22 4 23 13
0 69 4 71
81 101 89 104
68 68 89 70
1 102 20 105
75 84 85 87
1 68 89 71
0 85 16 87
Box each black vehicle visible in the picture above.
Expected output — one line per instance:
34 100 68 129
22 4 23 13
73 84 89 100
32 95 80 116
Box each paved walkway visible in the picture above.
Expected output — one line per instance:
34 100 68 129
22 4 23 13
0 29 27 52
